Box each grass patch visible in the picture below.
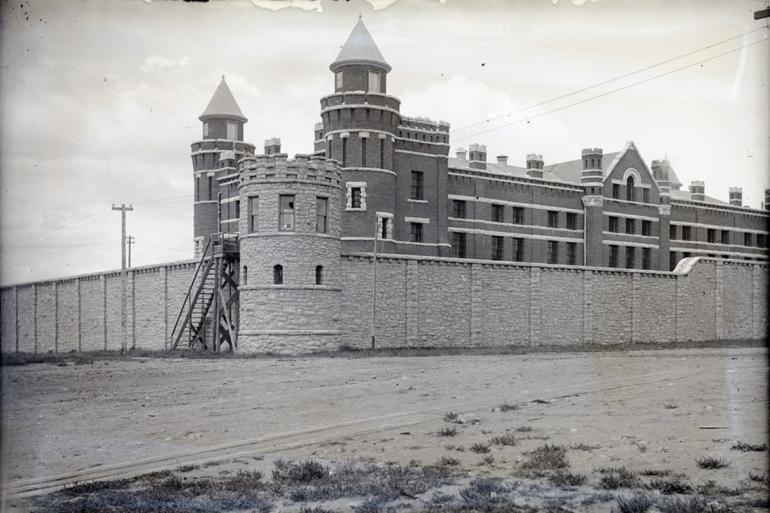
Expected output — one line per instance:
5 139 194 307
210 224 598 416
437 456 460 467
730 441 766 452
639 468 671 477
469 442 491 454
443 411 460 423
517 444 568 477
549 471 587 487
496 402 519 412
695 456 729 470
658 496 733 513
616 494 655 513
489 434 517 446
569 443 599 451
480 455 495 466
175 464 200 473
748 472 768 484
646 476 693 494
514 425 533 433
598 467 639 490
437 426 457 437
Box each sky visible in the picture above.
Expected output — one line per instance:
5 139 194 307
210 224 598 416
0 0 768 285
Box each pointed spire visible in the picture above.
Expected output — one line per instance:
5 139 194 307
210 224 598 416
199 76 247 123
330 18 390 73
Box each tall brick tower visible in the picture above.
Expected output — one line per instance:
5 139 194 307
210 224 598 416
321 18 400 251
581 148 604 267
237 153 343 353
191 77 255 257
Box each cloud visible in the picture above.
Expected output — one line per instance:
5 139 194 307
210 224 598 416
141 56 191 73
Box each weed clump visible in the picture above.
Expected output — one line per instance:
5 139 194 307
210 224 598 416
272 459 329 485
695 457 729 470
599 467 639 489
646 476 693 494
517 444 568 478
438 426 457 437
469 442 491 454
549 471 587 487
616 494 655 513
730 441 766 452
489 433 517 446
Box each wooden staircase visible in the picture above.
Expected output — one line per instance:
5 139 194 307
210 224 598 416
169 233 240 352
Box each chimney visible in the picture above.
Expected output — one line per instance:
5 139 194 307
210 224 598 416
651 159 670 196
525 153 544 179
580 147 603 186
496 155 508 166
689 180 705 202
455 147 467 160
468 143 487 170
264 137 281 155
729 187 742 207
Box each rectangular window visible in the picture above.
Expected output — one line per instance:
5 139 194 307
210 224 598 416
368 71 381 92
643 188 650 203
670 225 677 240
512 207 524 224
626 218 635 234
609 216 619 233
316 197 328 233
721 230 730 245
682 226 691 241
642 220 651 236
566 213 577 230
744 232 752 246
379 217 391 240
626 246 635 269
342 137 347 167
410 171 424 200
361 137 367 167
491 236 503 260
208 176 213 201
227 121 238 140
279 195 295 231
491 204 504 223
567 242 577 265
410 222 423 243
379 138 384 169
203 122 209 138
547 211 558 228
758 234 767 248
707 229 716 243
642 247 651 269
513 238 524 262
248 196 259 233
670 252 677 271
609 245 619 267
547 241 559 264
452 232 466 258
452 200 466 219
335 71 343 90
195 176 200 201
235 200 240 219
612 183 620 199
350 187 362 209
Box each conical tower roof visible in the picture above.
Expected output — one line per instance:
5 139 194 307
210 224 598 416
199 77 247 123
330 18 391 72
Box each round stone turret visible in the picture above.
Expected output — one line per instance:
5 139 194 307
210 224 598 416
237 154 343 354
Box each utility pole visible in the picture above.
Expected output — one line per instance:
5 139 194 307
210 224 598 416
112 204 134 353
371 217 379 350
127 235 135 268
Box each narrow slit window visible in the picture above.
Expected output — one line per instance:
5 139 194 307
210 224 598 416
273 264 283 285
315 265 323 285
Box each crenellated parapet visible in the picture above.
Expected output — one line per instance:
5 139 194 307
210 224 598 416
239 154 342 189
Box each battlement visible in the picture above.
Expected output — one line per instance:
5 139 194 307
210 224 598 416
469 143 487 152
239 154 342 188
581 148 603 156
400 115 450 133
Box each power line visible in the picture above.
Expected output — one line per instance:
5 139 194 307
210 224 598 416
453 37 769 144
451 25 769 135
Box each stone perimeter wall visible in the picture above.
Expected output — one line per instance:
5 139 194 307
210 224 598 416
338 256 767 350
0 261 197 354
0 256 766 354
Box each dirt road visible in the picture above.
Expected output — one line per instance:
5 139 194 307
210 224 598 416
1 347 767 506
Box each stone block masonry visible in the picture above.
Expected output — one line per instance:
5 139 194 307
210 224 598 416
0 256 766 355
0 261 197 354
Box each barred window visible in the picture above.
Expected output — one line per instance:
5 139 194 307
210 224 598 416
513 238 524 262
279 195 295 231
410 222 423 243
567 242 577 265
452 232 466 258
682 226 692 241
547 241 558 264
351 187 362 209
316 197 328 233
547 211 558 228
491 236 503 260
512 207 524 224
721 230 730 245
609 245 619 267
625 246 635 269
492 204 504 223
642 220 651 236
566 213 577 230
452 200 466 218
744 232 753 246
410 171 424 200
642 248 651 270
626 218 635 234
643 188 650 203
707 229 716 243
609 216 619 233
612 183 620 199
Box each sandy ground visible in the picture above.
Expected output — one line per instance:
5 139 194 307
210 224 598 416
1 346 768 510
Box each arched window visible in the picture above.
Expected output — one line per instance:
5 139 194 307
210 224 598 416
626 176 635 201
273 264 283 285
242 266 248 286
315 265 323 285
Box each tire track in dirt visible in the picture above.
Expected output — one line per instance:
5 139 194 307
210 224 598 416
4 362 764 499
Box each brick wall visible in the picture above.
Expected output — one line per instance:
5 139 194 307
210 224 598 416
0 257 765 355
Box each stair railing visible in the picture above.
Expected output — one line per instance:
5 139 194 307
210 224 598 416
168 236 213 350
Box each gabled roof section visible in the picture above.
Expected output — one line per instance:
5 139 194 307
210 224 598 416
330 18 391 72
199 77 247 123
